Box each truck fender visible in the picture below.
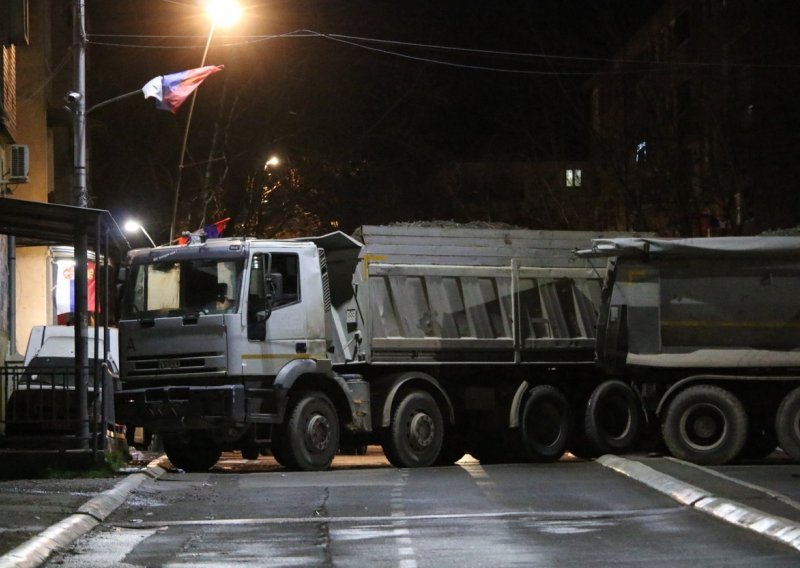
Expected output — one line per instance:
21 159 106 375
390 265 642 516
273 359 357 423
379 372 455 428
508 381 530 429
655 374 753 416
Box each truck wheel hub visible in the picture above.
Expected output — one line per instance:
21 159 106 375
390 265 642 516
683 404 725 448
306 414 331 451
409 413 434 449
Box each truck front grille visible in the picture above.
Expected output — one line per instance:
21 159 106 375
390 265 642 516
125 352 227 380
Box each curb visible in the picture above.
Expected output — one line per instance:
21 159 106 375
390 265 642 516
597 454 800 553
0 457 168 568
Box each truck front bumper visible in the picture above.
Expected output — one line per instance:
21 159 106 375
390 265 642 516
116 384 248 430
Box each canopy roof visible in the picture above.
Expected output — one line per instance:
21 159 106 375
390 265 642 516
0 198 129 250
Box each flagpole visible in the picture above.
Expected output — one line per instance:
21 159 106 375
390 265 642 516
86 89 142 115
169 22 217 243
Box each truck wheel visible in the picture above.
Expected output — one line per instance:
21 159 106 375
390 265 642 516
521 385 570 462
164 435 222 472
284 392 340 471
383 391 444 468
269 426 295 468
775 387 800 462
434 428 467 466
585 380 641 454
240 444 260 461
662 385 748 465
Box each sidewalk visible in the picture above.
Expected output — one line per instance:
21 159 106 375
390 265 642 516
598 454 800 552
0 452 167 568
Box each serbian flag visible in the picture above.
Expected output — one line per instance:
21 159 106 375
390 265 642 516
55 260 98 325
142 65 224 113
178 217 231 245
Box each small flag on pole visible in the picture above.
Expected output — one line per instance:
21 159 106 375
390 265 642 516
178 217 231 245
142 65 224 113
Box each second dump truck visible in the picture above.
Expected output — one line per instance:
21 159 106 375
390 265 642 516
582 236 800 465
115 225 614 471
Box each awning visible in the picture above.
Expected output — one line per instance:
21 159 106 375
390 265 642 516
0 198 129 250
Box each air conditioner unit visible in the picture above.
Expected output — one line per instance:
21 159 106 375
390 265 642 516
9 144 29 182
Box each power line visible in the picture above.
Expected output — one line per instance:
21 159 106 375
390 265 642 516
85 28 800 75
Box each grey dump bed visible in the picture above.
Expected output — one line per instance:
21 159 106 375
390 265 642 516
344 225 628 365
582 236 800 368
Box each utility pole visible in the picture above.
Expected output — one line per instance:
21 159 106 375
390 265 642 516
73 0 87 208
73 0 90 451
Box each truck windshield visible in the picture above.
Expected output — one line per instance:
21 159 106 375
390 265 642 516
121 259 244 318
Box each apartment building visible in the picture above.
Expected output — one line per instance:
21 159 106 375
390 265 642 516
587 0 799 235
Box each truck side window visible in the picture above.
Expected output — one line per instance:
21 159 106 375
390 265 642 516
270 253 300 307
247 253 300 313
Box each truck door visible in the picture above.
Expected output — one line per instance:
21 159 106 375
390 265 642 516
243 252 310 376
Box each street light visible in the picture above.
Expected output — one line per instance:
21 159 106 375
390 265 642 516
264 155 280 170
124 220 157 248
169 0 242 243
205 0 242 28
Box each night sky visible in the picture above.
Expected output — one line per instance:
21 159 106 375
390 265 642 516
85 1 664 243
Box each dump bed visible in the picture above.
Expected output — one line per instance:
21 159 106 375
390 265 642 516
335 225 623 365
581 236 800 369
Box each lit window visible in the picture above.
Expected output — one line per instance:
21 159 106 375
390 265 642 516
635 140 647 163
565 169 582 188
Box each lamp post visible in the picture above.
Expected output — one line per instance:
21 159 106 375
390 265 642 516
169 0 242 243
261 155 281 203
124 220 157 248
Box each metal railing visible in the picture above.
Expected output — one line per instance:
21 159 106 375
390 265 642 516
0 362 114 455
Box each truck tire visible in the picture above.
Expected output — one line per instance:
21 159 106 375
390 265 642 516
269 426 295 468
775 386 800 462
284 392 340 471
382 390 444 468
434 428 467 465
585 380 641 454
240 444 260 461
521 385 570 462
164 434 222 472
662 385 748 465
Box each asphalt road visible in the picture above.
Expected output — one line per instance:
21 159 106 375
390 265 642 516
42 451 800 567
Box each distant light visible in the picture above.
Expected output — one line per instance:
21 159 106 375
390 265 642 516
124 219 157 247
264 155 280 169
205 0 242 28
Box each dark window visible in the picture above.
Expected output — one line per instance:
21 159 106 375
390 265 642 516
673 10 690 45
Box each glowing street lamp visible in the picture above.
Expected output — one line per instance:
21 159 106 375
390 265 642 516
264 155 280 170
205 0 243 29
169 0 242 243
124 220 157 247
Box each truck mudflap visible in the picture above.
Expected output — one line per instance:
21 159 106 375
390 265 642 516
116 384 247 428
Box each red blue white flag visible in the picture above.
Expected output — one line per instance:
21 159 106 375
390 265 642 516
177 217 231 245
55 260 98 325
142 65 224 114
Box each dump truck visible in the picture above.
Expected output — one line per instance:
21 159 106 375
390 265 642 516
115 225 622 471
580 236 800 465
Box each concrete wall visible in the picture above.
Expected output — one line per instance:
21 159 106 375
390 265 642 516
8 1 60 353
15 247 50 355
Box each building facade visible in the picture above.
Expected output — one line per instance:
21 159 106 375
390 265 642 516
588 0 799 236
2 0 74 359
